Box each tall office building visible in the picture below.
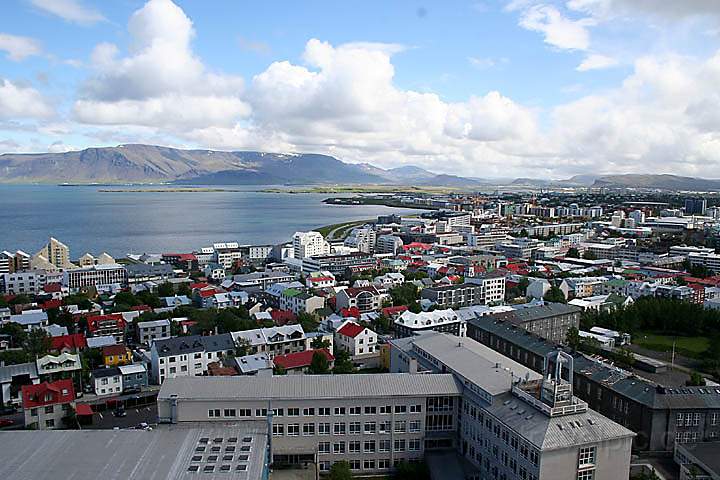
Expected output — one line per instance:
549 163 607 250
33 237 74 270
292 231 331 259
684 198 707 216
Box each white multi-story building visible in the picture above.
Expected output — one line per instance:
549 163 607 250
344 227 377 254
293 231 331 259
394 309 466 338
231 325 308 359
335 321 377 358
63 264 127 290
0 269 47 295
150 334 236 384
376 234 404 255
137 319 171 345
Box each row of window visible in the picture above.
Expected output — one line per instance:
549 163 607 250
317 457 421 472
317 439 421 454
676 412 720 427
248 405 422 418
270 420 422 436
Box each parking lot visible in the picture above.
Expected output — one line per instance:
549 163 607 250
90 403 158 430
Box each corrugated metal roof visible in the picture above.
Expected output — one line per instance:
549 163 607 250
159 373 462 401
0 362 38 384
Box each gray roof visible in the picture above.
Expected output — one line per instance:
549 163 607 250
154 334 235 357
471 319 720 410
485 302 581 326
91 366 121 378
392 332 541 396
677 442 720 478
234 354 272 374
86 335 116 348
0 425 267 480
0 362 38 384
485 392 635 451
9 311 48 326
125 263 174 276
159 373 462 401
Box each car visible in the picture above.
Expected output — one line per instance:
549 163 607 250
113 408 127 418
0 419 14 427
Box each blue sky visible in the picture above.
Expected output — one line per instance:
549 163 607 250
2 0 720 178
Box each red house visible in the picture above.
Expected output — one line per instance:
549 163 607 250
86 313 126 343
50 333 87 353
22 379 75 430
272 348 334 374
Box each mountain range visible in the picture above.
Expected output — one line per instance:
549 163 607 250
1 144 719 190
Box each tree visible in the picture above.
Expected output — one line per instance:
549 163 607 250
177 282 192 297
236 338 251 357
273 364 286 375
328 461 353 480
687 371 706 387
566 326 581 351
582 250 597 260
308 351 331 375
63 293 92 310
543 286 566 304
333 350 355 374
25 329 51 358
311 336 331 350
298 312 319 333
394 460 430 480
0 322 28 348
390 283 419 307
158 282 174 297
566 247 580 258
9 294 31 306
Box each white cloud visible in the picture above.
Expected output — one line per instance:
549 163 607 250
30 0 105 25
0 79 54 119
0 33 42 61
74 0 248 129
518 4 595 50
577 53 619 71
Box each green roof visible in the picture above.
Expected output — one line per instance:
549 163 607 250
282 288 302 297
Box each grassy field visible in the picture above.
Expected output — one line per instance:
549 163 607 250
261 184 472 194
634 332 709 359
315 220 369 239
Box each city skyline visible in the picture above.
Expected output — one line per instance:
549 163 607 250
2 0 720 178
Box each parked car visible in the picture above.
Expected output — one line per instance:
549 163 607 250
0 419 14 427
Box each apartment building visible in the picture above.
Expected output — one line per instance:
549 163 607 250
22 379 75 430
125 263 174 285
0 269 47 295
86 314 127 343
33 237 73 270
335 286 387 313
479 302 581 345
137 319 171 345
687 252 720 274
391 332 635 480
394 309 466 338
300 253 376 276
92 367 123 396
335 321 377 358
279 288 325 315
466 271 507 305
526 223 583 237
467 318 720 452
0 250 30 274
344 227 376 254
213 242 244 270
231 270 297 290
63 263 128 290
150 334 235 384
231 325 307 359
293 231 331 259
157 374 461 474
421 283 482 308
376 234 404 255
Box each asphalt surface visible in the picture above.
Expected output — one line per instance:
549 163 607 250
88 403 158 430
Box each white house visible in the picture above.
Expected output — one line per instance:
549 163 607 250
137 319 171 345
373 272 405 289
149 334 235 384
335 321 377 358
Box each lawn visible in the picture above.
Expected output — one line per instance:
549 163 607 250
634 332 710 359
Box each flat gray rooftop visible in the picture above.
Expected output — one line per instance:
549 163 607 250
0 425 268 480
159 373 462 401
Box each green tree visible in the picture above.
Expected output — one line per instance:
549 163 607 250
177 283 192 297
311 336 331 350
390 283 419 307
298 312 319 333
157 282 175 297
566 247 580 258
328 460 353 480
63 293 93 310
273 364 286 375
308 351 331 375
687 371 706 387
333 350 355 374
566 326 581 351
0 322 28 348
543 286 566 304
24 329 51 358
9 294 31 306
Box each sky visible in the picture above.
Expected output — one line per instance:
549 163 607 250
2 0 720 178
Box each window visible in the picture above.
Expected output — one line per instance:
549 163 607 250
364 459 376 470
364 440 376 453
349 441 361 453
333 442 346 454
364 422 376 434
349 406 361 415
224 409 236 417
379 421 391 434
288 408 300 417
273 408 284 417
578 446 596 468
44 406 54 414
318 442 331 454
379 405 392 414
303 423 315 436
394 421 406 433
379 459 391 469
409 439 421 451
319 461 330 471
319 407 331 416
394 439 406 452
287 424 300 436
303 407 315 416
712 413 719 426
208 409 221 418
409 420 421 432
350 460 361 471
30 408 37 416
256 409 267 417
364 406 377 415
333 423 346 435
319 423 331 435
45 419 55 428
410 404 422 413
395 405 407 414
379 439 391 452
349 422 361 435
577 470 594 480
272 424 284 436
334 407 346 415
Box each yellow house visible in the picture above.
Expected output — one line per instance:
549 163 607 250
102 345 132 366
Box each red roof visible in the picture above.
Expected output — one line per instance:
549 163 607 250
308 276 334 283
190 282 210 290
40 299 63 311
22 379 75 409
403 242 432 251
51 333 87 351
343 286 381 298
337 321 365 338
102 344 129 356
273 348 334 370
75 403 94 416
131 305 152 312
382 305 408 317
199 288 220 298
270 309 297 325
43 283 62 293
86 314 125 333
340 307 361 318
